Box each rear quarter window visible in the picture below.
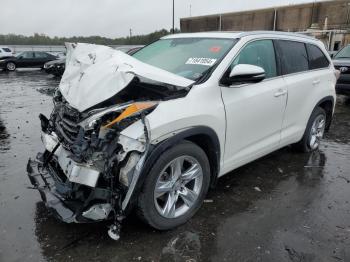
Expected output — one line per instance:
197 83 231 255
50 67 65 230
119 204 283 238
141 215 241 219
2 48 11 52
306 44 329 69
35 52 49 58
275 40 309 75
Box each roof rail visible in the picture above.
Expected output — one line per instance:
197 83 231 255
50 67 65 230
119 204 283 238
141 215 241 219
236 31 316 40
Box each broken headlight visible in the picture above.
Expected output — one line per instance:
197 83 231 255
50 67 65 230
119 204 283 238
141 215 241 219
102 102 157 129
80 101 158 131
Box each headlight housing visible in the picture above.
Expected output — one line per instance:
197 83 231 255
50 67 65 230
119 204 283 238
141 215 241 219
102 102 157 129
80 101 158 131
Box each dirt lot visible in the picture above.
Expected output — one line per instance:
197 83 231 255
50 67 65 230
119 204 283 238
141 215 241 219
0 70 350 262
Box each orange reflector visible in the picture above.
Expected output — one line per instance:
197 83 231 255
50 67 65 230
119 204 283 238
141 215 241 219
103 102 156 128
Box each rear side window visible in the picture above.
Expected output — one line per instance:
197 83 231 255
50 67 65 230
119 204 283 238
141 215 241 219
306 44 329 69
2 48 11 52
275 40 308 75
35 52 49 58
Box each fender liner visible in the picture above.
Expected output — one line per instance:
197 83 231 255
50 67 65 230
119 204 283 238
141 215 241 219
315 96 335 131
126 126 221 212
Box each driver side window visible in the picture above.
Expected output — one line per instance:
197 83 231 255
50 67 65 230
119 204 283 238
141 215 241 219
231 40 277 78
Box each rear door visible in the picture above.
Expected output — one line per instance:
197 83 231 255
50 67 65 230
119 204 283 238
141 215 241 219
34 52 52 67
220 39 287 172
275 40 331 145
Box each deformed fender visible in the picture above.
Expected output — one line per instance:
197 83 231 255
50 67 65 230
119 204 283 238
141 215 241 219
125 126 221 211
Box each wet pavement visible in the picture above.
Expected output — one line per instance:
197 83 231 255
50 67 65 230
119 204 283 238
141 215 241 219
0 69 350 262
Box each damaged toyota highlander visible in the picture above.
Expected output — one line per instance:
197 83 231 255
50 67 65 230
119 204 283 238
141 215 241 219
27 32 337 240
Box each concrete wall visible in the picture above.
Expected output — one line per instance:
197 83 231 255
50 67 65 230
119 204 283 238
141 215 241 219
180 0 350 32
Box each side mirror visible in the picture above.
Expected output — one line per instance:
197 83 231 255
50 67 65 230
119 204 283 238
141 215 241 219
18 56 23 59
330 53 334 58
225 64 265 86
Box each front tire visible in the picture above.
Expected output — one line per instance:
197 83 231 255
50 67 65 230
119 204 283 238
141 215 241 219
293 107 326 152
137 140 210 230
6 62 16 71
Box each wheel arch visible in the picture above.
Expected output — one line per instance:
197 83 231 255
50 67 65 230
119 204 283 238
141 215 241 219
315 96 334 131
128 126 221 211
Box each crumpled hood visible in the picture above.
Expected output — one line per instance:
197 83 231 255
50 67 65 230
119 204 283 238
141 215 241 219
59 43 194 112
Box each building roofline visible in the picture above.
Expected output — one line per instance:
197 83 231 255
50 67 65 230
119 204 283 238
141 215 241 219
180 0 339 21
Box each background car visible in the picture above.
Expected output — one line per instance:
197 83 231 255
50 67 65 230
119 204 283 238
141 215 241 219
332 45 350 96
0 51 57 71
44 58 65 77
0 46 14 58
43 46 143 77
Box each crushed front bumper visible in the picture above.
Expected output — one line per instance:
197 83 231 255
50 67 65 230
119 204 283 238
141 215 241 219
27 155 114 223
27 111 150 227
26 131 114 223
27 158 77 222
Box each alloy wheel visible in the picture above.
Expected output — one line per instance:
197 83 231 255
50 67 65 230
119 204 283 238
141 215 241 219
6 62 16 71
153 155 203 219
309 114 326 150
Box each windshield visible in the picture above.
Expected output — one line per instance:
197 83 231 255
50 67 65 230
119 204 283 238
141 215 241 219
133 38 237 80
334 45 350 59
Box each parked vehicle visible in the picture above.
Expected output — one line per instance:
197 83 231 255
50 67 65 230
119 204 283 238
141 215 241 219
44 58 65 77
27 32 336 240
0 51 57 71
43 47 143 77
332 44 350 96
0 46 13 58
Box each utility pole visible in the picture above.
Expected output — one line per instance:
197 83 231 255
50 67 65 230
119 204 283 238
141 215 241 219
129 28 132 38
190 4 192 17
172 0 175 33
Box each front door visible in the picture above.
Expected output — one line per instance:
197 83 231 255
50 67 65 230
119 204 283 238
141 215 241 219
220 39 287 174
17 51 36 67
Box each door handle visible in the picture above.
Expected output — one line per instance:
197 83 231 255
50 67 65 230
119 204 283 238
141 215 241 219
274 89 287 97
312 79 320 85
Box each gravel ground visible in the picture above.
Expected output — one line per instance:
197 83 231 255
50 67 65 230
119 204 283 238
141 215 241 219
0 69 350 262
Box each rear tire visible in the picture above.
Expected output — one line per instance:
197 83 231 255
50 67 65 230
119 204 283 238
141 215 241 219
292 107 326 153
137 140 210 230
6 62 16 71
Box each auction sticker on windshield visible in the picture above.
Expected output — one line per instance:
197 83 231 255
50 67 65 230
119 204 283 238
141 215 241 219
186 57 217 66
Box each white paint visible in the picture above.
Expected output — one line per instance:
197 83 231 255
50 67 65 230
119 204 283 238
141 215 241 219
122 32 336 177
56 32 335 186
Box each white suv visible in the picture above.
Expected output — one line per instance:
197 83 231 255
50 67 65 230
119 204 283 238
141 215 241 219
28 31 336 239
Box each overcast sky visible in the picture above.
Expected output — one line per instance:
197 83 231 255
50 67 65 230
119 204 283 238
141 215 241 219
1 0 322 38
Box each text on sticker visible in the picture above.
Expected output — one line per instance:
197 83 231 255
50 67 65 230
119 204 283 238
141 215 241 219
186 57 217 66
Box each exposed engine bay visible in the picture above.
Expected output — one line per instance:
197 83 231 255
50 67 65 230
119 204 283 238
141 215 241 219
26 43 194 240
